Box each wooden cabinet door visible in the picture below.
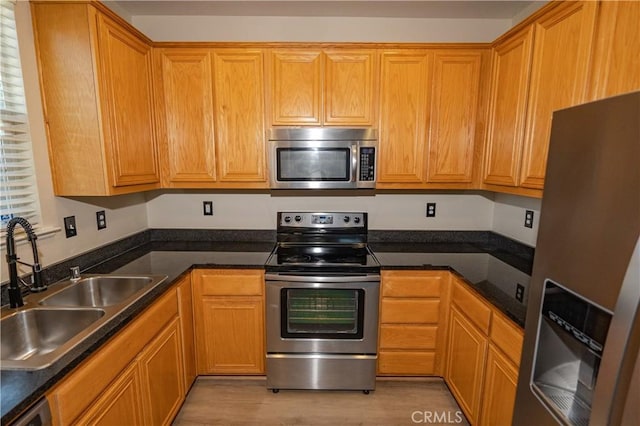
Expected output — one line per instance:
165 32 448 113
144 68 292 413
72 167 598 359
270 49 322 125
479 346 519 426
213 49 267 183
483 26 534 187
324 49 377 125
589 1 640 100
97 13 160 188
138 318 185 426
427 50 483 183
177 275 197 390
155 48 216 186
196 297 265 374
74 362 145 426
446 306 488 424
520 1 598 189
378 50 432 184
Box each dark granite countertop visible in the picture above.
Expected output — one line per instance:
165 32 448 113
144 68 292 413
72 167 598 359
370 242 530 327
1 234 532 424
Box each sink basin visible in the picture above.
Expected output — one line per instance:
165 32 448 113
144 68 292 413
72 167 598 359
1 274 167 370
39 276 154 307
1 308 105 369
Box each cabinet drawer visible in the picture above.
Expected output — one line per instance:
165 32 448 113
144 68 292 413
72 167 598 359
451 279 491 334
380 324 437 350
378 351 436 375
380 299 440 324
196 269 264 296
490 311 524 365
381 271 444 297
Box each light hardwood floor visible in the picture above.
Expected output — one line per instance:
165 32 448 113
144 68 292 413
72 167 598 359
174 377 469 425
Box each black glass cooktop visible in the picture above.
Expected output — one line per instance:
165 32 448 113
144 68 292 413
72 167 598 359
265 244 380 273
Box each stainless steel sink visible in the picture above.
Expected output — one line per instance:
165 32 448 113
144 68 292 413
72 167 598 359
39 276 154 307
1 308 105 369
1 274 167 370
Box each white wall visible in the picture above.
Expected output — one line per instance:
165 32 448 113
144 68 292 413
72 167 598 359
3 3 150 283
146 191 494 230
132 15 511 43
492 193 541 247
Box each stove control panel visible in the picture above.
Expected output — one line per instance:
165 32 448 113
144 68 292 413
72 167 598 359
279 212 366 228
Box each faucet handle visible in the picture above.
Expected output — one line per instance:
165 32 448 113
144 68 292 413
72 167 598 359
70 266 81 281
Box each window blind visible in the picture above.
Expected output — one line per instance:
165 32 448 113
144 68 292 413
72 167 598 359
0 1 41 228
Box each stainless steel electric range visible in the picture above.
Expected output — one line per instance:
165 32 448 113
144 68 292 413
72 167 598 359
264 212 381 393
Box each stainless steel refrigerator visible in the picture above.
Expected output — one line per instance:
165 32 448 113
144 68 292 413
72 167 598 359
514 91 640 426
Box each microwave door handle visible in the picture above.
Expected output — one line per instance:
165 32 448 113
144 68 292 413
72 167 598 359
352 144 358 183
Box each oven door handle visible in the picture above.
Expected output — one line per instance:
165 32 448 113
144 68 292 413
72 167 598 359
265 273 380 282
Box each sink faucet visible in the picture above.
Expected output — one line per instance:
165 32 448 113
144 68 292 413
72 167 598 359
5 217 47 308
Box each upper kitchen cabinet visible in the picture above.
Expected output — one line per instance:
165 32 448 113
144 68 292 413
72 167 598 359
482 1 598 195
212 49 268 186
268 48 377 126
377 49 432 184
482 26 534 189
377 48 488 188
427 50 487 183
519 1 598 190
154 48 217 187
324 49 378 125
269 49 322 125
154 47 268 188
31 2 160 196
588 1 640 101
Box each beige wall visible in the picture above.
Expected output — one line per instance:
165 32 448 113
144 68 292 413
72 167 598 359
492 193 541 247
131 15 511 42
145 191 495 230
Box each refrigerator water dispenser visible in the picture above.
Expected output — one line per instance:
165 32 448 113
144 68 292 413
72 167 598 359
531 280 612 426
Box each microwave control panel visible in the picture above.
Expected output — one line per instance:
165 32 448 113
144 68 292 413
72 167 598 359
359 147 376 181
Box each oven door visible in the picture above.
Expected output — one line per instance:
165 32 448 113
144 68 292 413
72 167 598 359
265 274 380 354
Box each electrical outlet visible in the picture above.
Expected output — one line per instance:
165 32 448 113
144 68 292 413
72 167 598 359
426 202 436 218
96 210 107 230
515 283 525 303
64 216 77 238
203 201 213 216
524 210 534 228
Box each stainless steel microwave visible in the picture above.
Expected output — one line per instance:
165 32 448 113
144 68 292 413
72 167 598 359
268 128 377 189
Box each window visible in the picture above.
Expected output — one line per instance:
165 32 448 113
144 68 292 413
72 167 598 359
0 1 42 228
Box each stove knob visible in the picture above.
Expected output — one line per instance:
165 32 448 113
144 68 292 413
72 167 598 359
353 216 361 224
343 215 351 223
294 215 302 222
284 216 292 223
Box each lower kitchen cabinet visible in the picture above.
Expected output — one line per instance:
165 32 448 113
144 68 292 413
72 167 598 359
45 286 186 426
378 271 450 376
444 276 524 426
445 305 488 424
192 269 265 374
177 274 197 390
139 317 185 426
73 362 145 426
479 345 519 426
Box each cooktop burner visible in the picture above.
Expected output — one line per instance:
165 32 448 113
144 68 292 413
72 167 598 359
274 245 370 265
265 212 380 274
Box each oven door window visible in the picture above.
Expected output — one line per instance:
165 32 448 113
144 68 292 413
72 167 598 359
281 288 365 339
277 148 351 181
